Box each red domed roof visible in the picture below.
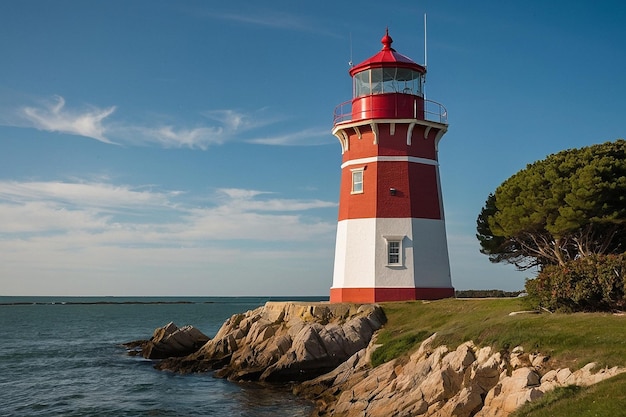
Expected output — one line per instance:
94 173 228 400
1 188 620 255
349 29 426 77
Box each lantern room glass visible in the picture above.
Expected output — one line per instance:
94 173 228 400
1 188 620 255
353 68 423 98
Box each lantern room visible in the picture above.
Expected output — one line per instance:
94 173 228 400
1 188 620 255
348 29 427 121
352 67 424 97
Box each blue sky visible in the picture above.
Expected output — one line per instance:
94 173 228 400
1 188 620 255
1 1 624 296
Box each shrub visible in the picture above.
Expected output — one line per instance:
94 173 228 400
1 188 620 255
525 253 626 312
455 289 524 298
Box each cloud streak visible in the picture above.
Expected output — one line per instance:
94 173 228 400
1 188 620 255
215 187 336 212
0 180 175 211
245 127 333 146
123 125 227 150
8 95 329 150
20 96 117 144
202 10 339 38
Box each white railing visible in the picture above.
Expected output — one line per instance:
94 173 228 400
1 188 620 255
424 99 448 124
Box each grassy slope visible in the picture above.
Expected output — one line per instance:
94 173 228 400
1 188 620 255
511 372 626 416
374 298 626 416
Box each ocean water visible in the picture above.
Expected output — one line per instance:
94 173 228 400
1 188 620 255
0 296 323 417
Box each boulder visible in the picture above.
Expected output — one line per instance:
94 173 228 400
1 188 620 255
124 322 210 360
477 368 543 416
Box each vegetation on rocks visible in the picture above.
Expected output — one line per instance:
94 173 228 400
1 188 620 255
370 298 626 416
374 298 626 371
512 372 626 417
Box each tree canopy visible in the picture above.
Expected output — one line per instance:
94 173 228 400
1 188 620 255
477 139 626 270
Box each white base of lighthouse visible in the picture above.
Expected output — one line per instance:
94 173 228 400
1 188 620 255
331 217 453 303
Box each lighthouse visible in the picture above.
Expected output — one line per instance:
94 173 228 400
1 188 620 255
330 30 454 303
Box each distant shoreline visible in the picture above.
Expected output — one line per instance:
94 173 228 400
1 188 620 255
0 300 200 306
0 295 329 307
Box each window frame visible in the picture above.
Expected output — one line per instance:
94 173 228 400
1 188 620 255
384 235 404 266
350 167 364 194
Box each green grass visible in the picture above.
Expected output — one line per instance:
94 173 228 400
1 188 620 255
372 329 431 365
373 298 626 370
511 373 626 417
371 298 626 414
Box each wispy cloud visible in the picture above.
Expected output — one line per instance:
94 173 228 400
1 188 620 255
217 188 272 200
7 95 328 150
0 180 175 211
203 109 258 131
215 187 337 212
122 125 227 150
203 10 338 37
246 127 332 146
115 109 269 149
1 201 109 233
21 96 116 144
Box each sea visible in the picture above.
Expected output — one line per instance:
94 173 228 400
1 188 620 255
0 296 325 417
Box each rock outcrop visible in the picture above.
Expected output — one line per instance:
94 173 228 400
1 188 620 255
155 302 386 383
126 303 625 416
299 333 625 417
124 322 210 359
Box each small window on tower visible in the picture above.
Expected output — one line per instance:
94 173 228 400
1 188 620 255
351 168 364 194
388 241 400 264
384 236 404 266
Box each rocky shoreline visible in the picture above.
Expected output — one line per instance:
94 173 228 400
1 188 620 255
126 302 385 381
125 301 625 416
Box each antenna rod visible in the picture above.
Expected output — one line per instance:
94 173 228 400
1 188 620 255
349 32 353 67
424 13 428 68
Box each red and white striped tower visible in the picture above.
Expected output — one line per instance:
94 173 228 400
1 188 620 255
330 30 454 303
